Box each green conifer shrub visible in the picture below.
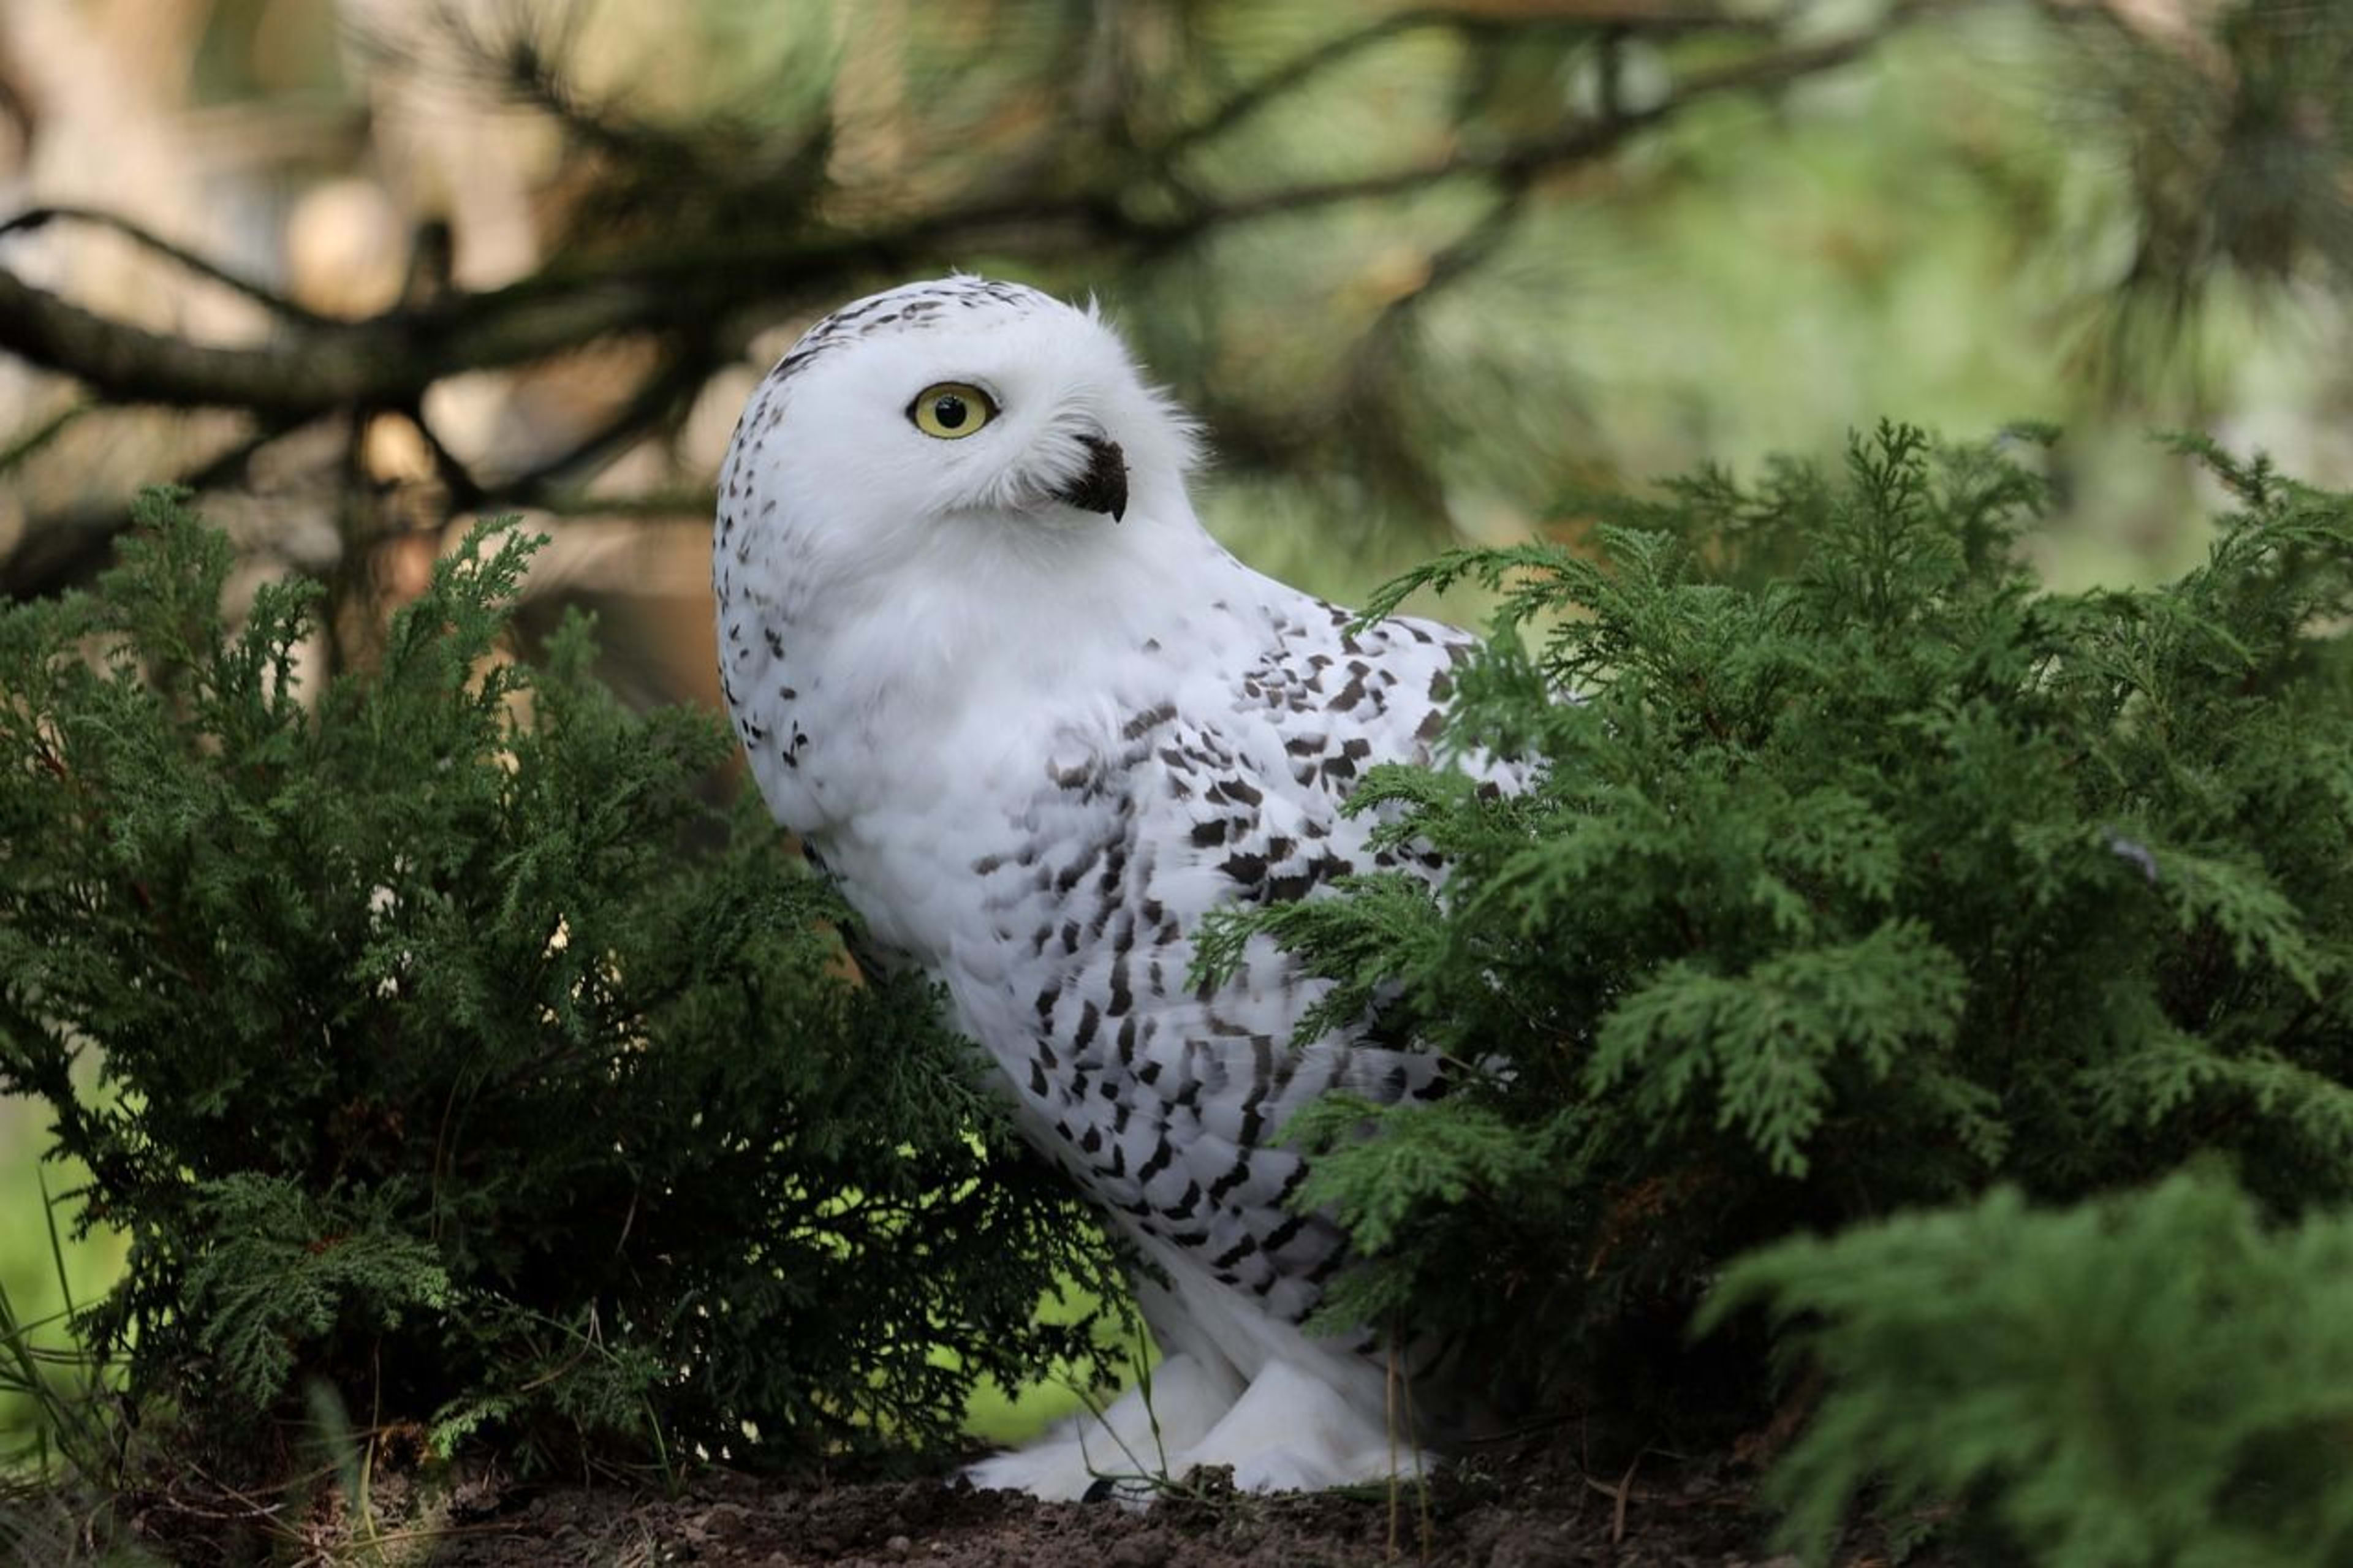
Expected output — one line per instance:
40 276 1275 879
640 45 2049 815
0 491 1122 1485
1703 1169 2353 1566
1202 425 2353 1553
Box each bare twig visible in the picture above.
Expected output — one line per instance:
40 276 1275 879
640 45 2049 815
1584 1451 1643 1543
184 414 320 492
485 336 718 503
517 488 715 519
1164 12 1927 232
0 398 89 477
1156 2 1751 161
0 205 333 327
0 263 687 416
0 414 319 598
1155 10 1470 161
402 404 487 512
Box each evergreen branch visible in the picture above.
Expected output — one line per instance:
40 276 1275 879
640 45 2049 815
0 489 1132 1483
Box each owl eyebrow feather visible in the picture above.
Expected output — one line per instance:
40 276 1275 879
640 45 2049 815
768 278 1041 390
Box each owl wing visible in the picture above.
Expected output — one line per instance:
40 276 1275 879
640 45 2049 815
940 597 1502 1330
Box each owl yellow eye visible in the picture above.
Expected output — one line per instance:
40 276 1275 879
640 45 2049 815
908 382 998 439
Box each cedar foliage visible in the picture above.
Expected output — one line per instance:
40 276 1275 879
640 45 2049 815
0 491 1123 1484
1704 1170 2353 1565
1206 424 2353 1558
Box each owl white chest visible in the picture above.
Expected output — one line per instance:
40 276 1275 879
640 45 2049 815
720 533 1266 966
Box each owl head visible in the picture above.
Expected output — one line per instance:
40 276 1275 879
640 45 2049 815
718 277 1202 607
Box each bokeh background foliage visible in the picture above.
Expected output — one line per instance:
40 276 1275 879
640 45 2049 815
4 0 2351 615
0 0 2350 1557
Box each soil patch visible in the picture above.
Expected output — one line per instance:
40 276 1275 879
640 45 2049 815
385 1441 1857 1567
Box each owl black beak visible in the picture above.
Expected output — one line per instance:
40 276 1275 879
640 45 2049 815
1052 433 1128 523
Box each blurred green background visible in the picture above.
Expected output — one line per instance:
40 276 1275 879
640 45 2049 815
2 0 2348 1453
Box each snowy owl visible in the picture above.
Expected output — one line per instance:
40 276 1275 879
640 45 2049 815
713 276 1496 1500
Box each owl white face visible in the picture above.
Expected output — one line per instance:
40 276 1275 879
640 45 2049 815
718 278 1198 601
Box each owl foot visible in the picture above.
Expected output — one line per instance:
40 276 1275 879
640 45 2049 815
963 1354 1430 1502
1169 1357 1433 1496
961 1350 1241 1502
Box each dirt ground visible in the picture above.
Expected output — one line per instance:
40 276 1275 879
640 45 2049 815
101 1423 1959 1566
377 1441 1861 1568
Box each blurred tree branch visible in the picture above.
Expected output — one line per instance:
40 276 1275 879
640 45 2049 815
0 0 1971 605
0 207 333 326
1152 2 1761 162
1167 18 1917 230
2 0 2341 620
0 13 1924 413
2031 0 2353 389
